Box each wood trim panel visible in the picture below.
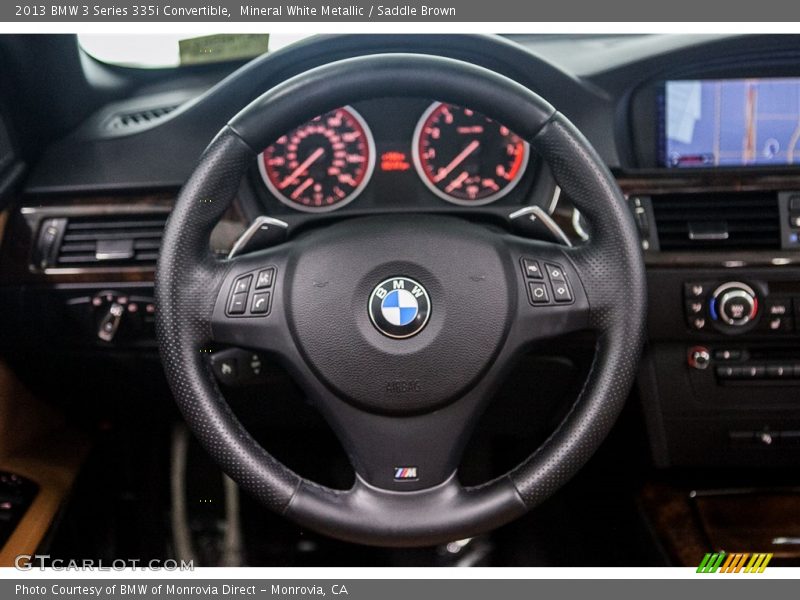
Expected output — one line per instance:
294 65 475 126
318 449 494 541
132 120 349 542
0 208 8 248
694 490 800 560
639 482 710 567
617 171 800 196
640 482 800 566
0 360 89 566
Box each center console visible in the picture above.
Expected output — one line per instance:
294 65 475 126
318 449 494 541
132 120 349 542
622 61 800 470
639 262 800 468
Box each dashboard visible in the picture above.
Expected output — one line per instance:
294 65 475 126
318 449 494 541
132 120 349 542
253 99 533 214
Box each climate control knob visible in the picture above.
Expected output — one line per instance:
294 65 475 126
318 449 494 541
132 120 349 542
711 282 758 327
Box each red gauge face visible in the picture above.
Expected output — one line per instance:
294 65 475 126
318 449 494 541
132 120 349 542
259 107 375 212
413 103 529 205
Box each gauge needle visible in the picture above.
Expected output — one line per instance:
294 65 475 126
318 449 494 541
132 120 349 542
291 177 314 200
445 170 470 193
434 139 480 183
279 147 325 189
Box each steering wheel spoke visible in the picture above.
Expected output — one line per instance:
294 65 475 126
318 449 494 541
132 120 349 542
208 246 293 355
296 369 505 493
502 237 593 350
286 469 526 548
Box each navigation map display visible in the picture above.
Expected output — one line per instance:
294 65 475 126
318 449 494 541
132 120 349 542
663 77 800 168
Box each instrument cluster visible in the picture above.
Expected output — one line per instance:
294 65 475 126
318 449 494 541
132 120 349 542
255 98 533 213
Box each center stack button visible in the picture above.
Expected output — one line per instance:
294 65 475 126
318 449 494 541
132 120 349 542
710 282 758 327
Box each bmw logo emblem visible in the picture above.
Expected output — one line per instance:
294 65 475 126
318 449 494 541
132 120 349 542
368 277 431 339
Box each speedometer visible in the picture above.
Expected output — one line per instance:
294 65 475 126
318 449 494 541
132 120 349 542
259 106 375 212
412 102 529 206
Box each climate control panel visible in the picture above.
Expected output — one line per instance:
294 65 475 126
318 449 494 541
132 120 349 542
710 282 758 327
684 279 795 335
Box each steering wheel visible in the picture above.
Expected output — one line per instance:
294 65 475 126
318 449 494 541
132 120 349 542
155 53 646 547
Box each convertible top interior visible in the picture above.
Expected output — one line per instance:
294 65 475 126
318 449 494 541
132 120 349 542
1 33 800 565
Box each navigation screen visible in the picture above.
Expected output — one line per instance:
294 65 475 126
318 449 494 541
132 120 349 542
663 77 800 168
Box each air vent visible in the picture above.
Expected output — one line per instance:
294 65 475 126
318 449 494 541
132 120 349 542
105 105 179 132
45 213 168 268
651 192 780 251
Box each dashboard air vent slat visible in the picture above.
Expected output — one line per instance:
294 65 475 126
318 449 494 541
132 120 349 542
651 192 780 251
105 105 180 132
52 214 168 267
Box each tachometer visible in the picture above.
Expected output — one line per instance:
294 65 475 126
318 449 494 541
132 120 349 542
412 102 529 206
259 106 375 212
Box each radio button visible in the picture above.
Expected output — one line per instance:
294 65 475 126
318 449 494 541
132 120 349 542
716 365 740 378
714 349 742 361
741 365 766 379
767 364 793 378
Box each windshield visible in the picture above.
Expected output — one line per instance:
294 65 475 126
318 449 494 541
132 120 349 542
78 33 311 68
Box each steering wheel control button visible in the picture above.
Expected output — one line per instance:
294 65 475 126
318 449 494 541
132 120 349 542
228 292 247 315
521 259 573 306
215 356 238 383
233 275 252 295
552 282 573 303
210 349 270 387
226 266 277 317
528 282 550 304
521 258 543 279
255 268 275 289
368 277 431 339
545 263 566 282
251 292 271 314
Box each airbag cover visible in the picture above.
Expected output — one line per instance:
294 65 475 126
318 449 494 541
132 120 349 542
286 215 513 414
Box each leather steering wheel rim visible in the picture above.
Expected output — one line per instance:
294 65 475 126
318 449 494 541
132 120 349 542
155 53 646 547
